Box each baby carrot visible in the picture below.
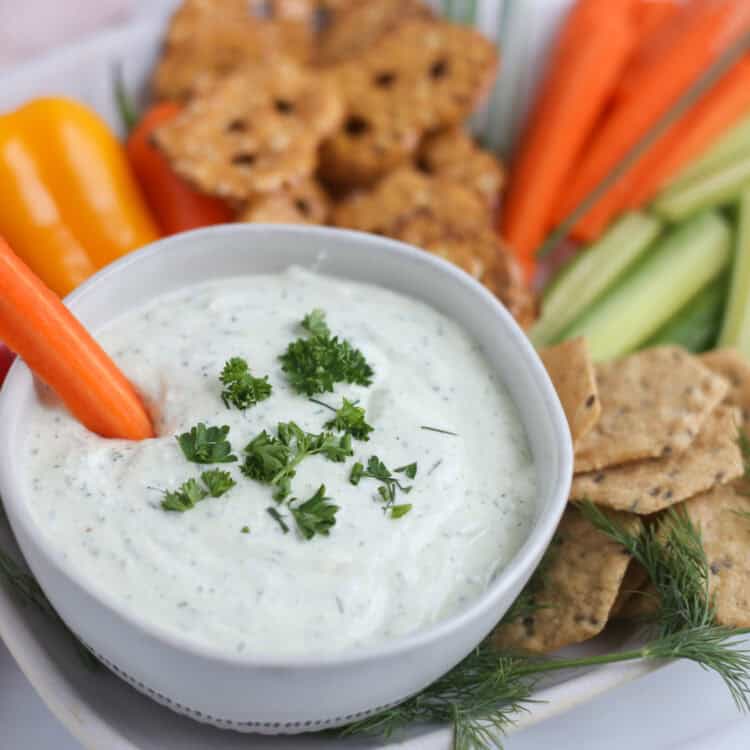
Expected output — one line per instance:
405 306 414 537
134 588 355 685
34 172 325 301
0 236 153 440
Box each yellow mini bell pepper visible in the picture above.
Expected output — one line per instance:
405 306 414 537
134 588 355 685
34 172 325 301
0 97 159 296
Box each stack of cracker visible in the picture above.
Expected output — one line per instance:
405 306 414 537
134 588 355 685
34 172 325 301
147 0 535 329
493 343 750 654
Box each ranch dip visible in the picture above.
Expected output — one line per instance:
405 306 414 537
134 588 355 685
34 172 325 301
23 268 536 658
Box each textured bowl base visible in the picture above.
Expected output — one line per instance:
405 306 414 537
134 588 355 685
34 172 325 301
86 644 399 735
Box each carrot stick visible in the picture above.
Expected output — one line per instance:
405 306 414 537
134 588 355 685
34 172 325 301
0 236 153 440
626 56 750 209
500 0 638 279
126 103 233 236
633 0 682 40
552 0 750 241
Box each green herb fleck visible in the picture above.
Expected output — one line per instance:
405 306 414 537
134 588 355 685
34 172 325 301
420 425 459 436
389 504 412 519
242 422 352 501
241 525 250 534
177 423 237 464
160 478 208 512
200 469 236 497
279 310 374 396
290 484 340 540
350 455 415 517
322 398 373 441
219 357 272 410
266 506 289 534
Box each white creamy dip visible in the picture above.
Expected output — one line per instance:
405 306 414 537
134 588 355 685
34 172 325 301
24 268 536 658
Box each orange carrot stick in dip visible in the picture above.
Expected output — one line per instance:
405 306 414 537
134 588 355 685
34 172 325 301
500 0 638 278
0 236 153 440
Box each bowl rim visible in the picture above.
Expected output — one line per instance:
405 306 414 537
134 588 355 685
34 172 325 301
0 223 573 669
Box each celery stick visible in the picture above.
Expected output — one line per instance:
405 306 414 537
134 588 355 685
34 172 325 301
669 114 750 190
530 212 662 347
652 153 750 222
645 275 726 353
718 189 750 354
562 212 732 361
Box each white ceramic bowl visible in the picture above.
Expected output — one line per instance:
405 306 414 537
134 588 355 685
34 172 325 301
0 225 572 733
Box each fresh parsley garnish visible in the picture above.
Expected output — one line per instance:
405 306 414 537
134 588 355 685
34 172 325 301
177 423 237 464
279 310 374 396
242 421 353 501
219 357 272 410
160 470 236 512
289 484 340 540
317 397 374 441
241 525 250 534
350 455 417 518
266 506 289 534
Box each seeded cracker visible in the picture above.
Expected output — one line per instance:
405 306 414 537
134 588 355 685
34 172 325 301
701 348 750 427
570 406 743 513
682 484 750 628
539 338 600 445
320 19 498 187
574 347 729 473
154 61 342 200
492 506 640 653
152 0 309 102
317 0 433 66
609 561 649 618
238 179 329 224
417 128 505 209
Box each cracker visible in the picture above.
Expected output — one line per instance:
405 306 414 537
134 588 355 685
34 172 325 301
417 128 505 209
154 62 343 200
331 168 490 235
320 19 498 187
614 581 659 621
609 561 649 618
682 483 750 628
574 347 729 473
540 338 600 445
571 406 743 513
152 0 310 102
238 179 329 224
484 242 538 330
492 507 640 653
317 0 433 66
701 348 750 428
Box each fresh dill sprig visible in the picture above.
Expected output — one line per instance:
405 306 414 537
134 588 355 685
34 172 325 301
242 421 352 501
350 456 416 518
289 484 340 540
279 310 374 396
219 357 272 410
177 423 237 464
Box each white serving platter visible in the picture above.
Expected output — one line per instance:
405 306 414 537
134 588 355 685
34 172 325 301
0 13 662 749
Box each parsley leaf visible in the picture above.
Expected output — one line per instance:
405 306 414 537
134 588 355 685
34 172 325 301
267 506 289 534
301 308 330 338
177 423 237 464
160 470 235 512
219 357 272 410
323 398 374 441
161 478 208 512
290 484 340 540
242 421 353 501
279 310 374 396
200 469 236 497
350 455 416 518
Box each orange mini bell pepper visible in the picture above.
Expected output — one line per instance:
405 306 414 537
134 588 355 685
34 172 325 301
0 97 159 297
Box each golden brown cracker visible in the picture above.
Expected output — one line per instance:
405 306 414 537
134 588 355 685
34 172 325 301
613 581 659 621
154 61 342 200
540 338 600 446
152 0 309 102
492 507 640 653
317 0 433 66
571 406 743 513
609 561 650 619
574 347 729 473
484 242 537 330
238 178 329 224
417 128 505 209
683 483 750 628
701 348 750 428
320 19 498 187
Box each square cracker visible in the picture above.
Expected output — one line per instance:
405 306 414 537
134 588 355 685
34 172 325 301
491 506 640 654
574 347 729 472
701 348 750 427
570 406 743 513
682 483 750 628
609 561 650 618
540 338 600 446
